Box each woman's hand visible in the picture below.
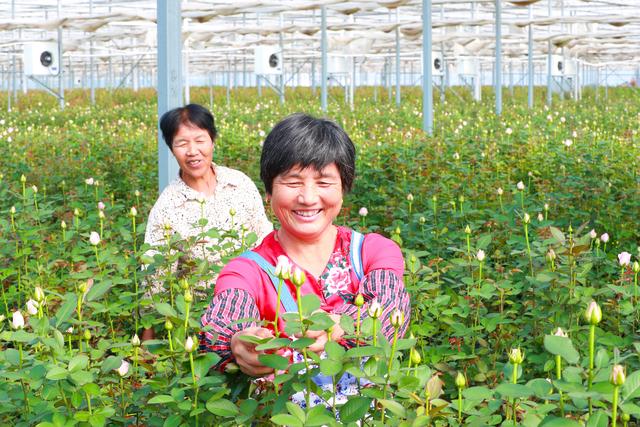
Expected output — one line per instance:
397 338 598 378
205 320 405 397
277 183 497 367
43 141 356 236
304 313 345 353
230 327 276 377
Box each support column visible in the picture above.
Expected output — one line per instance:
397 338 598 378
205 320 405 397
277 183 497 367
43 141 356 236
395 8 401 107
527 5 534 108
57 0 65 109
422 0 433 135
321 6 328 112
157 0 182 192
546 0 552 106
494 0 502 116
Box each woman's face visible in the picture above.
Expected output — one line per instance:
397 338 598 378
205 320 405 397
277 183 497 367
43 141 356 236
171 123 214 183
270 163 343 243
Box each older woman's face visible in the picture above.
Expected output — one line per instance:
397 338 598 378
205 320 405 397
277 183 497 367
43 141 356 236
171 123 214 183
270 163 343 243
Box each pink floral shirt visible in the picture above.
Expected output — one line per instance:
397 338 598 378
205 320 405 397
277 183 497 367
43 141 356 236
200 226 410 369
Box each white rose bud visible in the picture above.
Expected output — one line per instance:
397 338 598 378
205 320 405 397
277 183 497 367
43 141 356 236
117 360 130 377
497 187 504 196
89 231 101 246
130 206 137 217
476 249 486 262
589 229 597 239
12 311 25 329
553 327 567 337
34 286 45 303
618 252 631 267
274 255 292 280
26 299 39 316
368 300 383 319
389 309 405 328
523 213 531 224
131 334 141 347
291 266 306 288
610 364 626 386
508 348 525 364
517 181 525 191
584 301 602 325
600 233 609 243
185 336 198 353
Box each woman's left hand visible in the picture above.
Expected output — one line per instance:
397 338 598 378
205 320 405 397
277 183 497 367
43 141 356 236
303 313 344 353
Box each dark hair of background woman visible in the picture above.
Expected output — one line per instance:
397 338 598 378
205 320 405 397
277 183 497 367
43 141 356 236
260 113 356 195
159 104 217 149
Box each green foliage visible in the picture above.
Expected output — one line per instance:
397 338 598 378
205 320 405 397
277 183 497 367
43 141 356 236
0 86 639 425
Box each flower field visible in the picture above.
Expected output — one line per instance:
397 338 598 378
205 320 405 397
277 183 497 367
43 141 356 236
0 86 639 426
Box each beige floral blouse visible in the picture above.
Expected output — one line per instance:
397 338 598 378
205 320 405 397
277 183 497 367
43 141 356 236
143 164 273 291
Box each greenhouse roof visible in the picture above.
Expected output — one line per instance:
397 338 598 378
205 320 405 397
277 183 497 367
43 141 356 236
0 0 638 73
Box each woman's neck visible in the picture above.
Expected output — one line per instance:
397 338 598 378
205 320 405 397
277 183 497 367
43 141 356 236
181 165 217 196
277 226 338 278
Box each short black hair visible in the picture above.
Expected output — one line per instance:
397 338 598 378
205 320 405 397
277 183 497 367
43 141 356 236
159 103 217 149
260 113 356 194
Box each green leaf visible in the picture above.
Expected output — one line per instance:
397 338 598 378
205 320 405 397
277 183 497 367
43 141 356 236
270 414 303 427
340 397 372 423
379 399 407 417
289 337 315 350
205 398 239 417
495 383 533 399
236 335 270 345
255 338 291 351
319 358 342 376
4 348 20 366
85 280 114 302
527 378 554 398
101 356 123 373
148 395 175 404
10 330 37 343
462 386 494 400
325 340 345 360
549 227 565 244
258 354 290 370
623 370 640 401
285 402 306 422
82 383 101 396
46 366 69 380
193 353 220 381
543 335 580 364
68 355 89 372
55 293 78 327
300 294 321 315
586 410 609 427
155 302 178 318
539 415 583 427
345 346 383 358
476 233 492 249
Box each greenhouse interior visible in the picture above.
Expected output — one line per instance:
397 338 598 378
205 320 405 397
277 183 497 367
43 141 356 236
0 1 639 426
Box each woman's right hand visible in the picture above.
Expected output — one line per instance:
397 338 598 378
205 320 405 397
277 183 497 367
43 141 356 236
230 327 276 377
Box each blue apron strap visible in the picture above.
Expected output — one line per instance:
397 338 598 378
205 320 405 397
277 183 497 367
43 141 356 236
349 230 365 281
239 251 298 313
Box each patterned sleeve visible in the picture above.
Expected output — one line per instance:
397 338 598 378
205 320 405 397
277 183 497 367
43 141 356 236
200 288 260 370
334 269 410 347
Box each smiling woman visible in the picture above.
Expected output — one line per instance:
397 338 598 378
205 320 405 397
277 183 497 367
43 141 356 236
200 113 410 407
143 104 273 293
